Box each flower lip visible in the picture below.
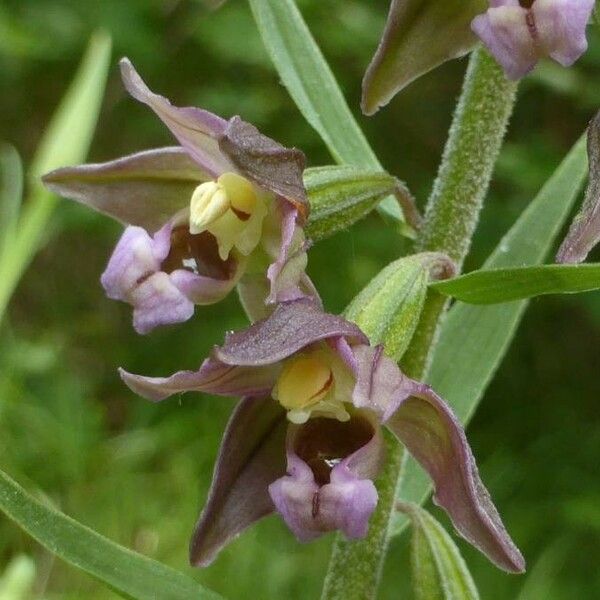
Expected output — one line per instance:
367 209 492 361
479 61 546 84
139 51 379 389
293 414 376 486
161 227 237 281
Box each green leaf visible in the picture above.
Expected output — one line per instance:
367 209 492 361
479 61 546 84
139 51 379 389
247 0 404 223
399 503 479 600
0 144 23 254
362 0 485 115
392 133 588 535
345 253 453 361
0 467 222 600
305 166 412 241
0 30 112 322
431 263 600 304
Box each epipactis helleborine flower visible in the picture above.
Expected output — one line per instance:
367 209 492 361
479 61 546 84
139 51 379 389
43 58 313 334
471 0 594 80
120 299 525 573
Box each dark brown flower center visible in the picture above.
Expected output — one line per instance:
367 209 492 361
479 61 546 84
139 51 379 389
294 414 374 486
161 226 236 281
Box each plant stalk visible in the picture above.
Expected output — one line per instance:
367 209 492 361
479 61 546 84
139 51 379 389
321 47 517 600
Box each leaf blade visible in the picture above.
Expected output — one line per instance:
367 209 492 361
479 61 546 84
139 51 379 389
431 263 600 304
0 144 23 253
400 503 480 600
0 467 221 600
0 30 112 322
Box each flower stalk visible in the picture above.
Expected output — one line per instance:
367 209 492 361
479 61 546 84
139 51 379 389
321 47 518 600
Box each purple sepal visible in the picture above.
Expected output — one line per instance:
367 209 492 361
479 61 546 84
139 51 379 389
268 416 382 542
120 59 307 214
101 223 241 334
119 356 279 403
386 382 526 573
42 147 206 231
190 397 287 566
472 0 593 80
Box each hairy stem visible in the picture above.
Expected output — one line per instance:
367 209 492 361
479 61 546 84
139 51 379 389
321 47 517 600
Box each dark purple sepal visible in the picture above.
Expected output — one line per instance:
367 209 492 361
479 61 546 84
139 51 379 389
190 397 288 566
220 117 308 218
215 298 368 367
386 382 526 573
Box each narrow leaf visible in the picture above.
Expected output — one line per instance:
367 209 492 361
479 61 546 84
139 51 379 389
305 166 415 241
399 503 480 600
431 263 600 304
392 134 588 535
0 30 112 322
0 468 221 600
362 0 485 115
345 253 454 361
247 0 403 222
557 109 600 263
0 144 23 253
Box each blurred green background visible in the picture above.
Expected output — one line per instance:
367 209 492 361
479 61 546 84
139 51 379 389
1 0 599 598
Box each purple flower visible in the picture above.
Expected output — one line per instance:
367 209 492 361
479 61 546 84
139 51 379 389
120 299 525 573
471 0 594 80
43 59 313 334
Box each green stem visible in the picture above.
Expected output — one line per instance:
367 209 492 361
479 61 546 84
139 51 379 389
320 47 517 600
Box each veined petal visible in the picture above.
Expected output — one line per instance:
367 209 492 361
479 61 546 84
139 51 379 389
215 298 368 367
119 356 279 402
386 383 525 573
43 147 206 231
534 0 594 67
190 397 287 567
471 6 538 80
120 58 234 177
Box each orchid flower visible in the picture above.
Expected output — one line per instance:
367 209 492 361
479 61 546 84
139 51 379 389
120 299 525 572
43 59 314 334
471 0 594 80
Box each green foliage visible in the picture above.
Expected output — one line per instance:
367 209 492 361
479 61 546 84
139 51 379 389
399 503 479 600
0 30 111 322
432 263 600 304
345 253 451 361
0 468 221 600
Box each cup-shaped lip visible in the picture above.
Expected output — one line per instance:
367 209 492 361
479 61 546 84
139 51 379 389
288 409 384 486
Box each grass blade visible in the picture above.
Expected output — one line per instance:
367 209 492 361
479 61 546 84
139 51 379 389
0 30 112 322
0 468 222 600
